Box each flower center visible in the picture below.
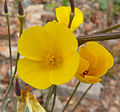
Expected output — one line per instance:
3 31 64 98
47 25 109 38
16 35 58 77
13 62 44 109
43 49 63 70
81 70 88 78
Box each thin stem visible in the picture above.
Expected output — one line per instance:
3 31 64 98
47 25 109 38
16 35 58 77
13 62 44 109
94 23 120 34
1 15 24 112
61 81 80 112
68 0 75 28
51 85 57 112
69 0 75 13
5 13 17 112
77 32 120 46
44 85 54 110
71 84 93 112
5 14 13 78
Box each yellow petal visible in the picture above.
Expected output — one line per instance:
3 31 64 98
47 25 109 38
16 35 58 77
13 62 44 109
55 6 83 31
90 54 110 77
85 42 114 69
26 92 46 112
76 74 102 84
71 7 83 31
77 56 89 75
55 6 70 27
49 52 79 85
44 22 78 58
79 42 114 74
79 44 98 68
18 26 53 61
17 58 51 89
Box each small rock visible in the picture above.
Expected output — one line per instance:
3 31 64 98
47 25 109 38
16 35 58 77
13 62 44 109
0 27 14 39
0 46 17 59
57 83 103 100
109 106 119 112
25 5 54 28
23 0 33 8
0 84 6 90
101 100 108 109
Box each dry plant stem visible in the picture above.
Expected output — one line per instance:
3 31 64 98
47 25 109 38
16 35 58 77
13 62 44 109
1 15 24 112
71 84 93 112
61 81 80 112
94 23 120 34
77 32 120 46
51 85 57 112
44 85 54 110
68 0 75 28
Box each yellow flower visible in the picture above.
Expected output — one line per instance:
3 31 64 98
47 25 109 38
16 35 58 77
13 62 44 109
55 6 83 31
17 22 79 89
76 42 114 84
17 86 46 112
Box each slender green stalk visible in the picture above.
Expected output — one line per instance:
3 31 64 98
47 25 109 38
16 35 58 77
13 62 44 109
51 85 57 112
44 85 54 110
94 23 120 34
61 81 80 112
5 13 17 111
71 84 93 112
77 32 120 46
5 14 13 78
1 15 24 112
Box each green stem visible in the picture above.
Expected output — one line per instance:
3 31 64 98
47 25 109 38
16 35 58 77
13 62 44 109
77 32 120 46
71 84 93 112
94 23 120 34
5 14 13 78
61 81 80 112
51 85 57 112
44 85 54 110
5 13 17 112
1 15 24 112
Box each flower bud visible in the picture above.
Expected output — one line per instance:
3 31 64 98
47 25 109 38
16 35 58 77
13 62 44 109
15 75 21 98
4 0 8 13
18 0 24 15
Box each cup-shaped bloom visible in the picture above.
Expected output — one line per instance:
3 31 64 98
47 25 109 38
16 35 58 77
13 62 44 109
76 42 114 84
55 6 83 31
17 22 79 89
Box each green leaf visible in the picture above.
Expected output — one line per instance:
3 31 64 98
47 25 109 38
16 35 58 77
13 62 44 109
99 0 109 10
62 0 69 6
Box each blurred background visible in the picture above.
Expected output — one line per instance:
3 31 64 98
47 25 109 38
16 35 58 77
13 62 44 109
0 0 120 112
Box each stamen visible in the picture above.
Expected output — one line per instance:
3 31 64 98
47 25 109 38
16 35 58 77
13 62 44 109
43 49 63 70
81 70 88 78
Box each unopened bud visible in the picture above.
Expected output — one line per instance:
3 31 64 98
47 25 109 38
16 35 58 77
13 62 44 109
15 75 21 98
18 0 24 15
4 0 8 13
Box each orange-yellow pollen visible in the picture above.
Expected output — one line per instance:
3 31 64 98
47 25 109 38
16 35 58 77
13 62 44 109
46 53 56 65
43 49 63 70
